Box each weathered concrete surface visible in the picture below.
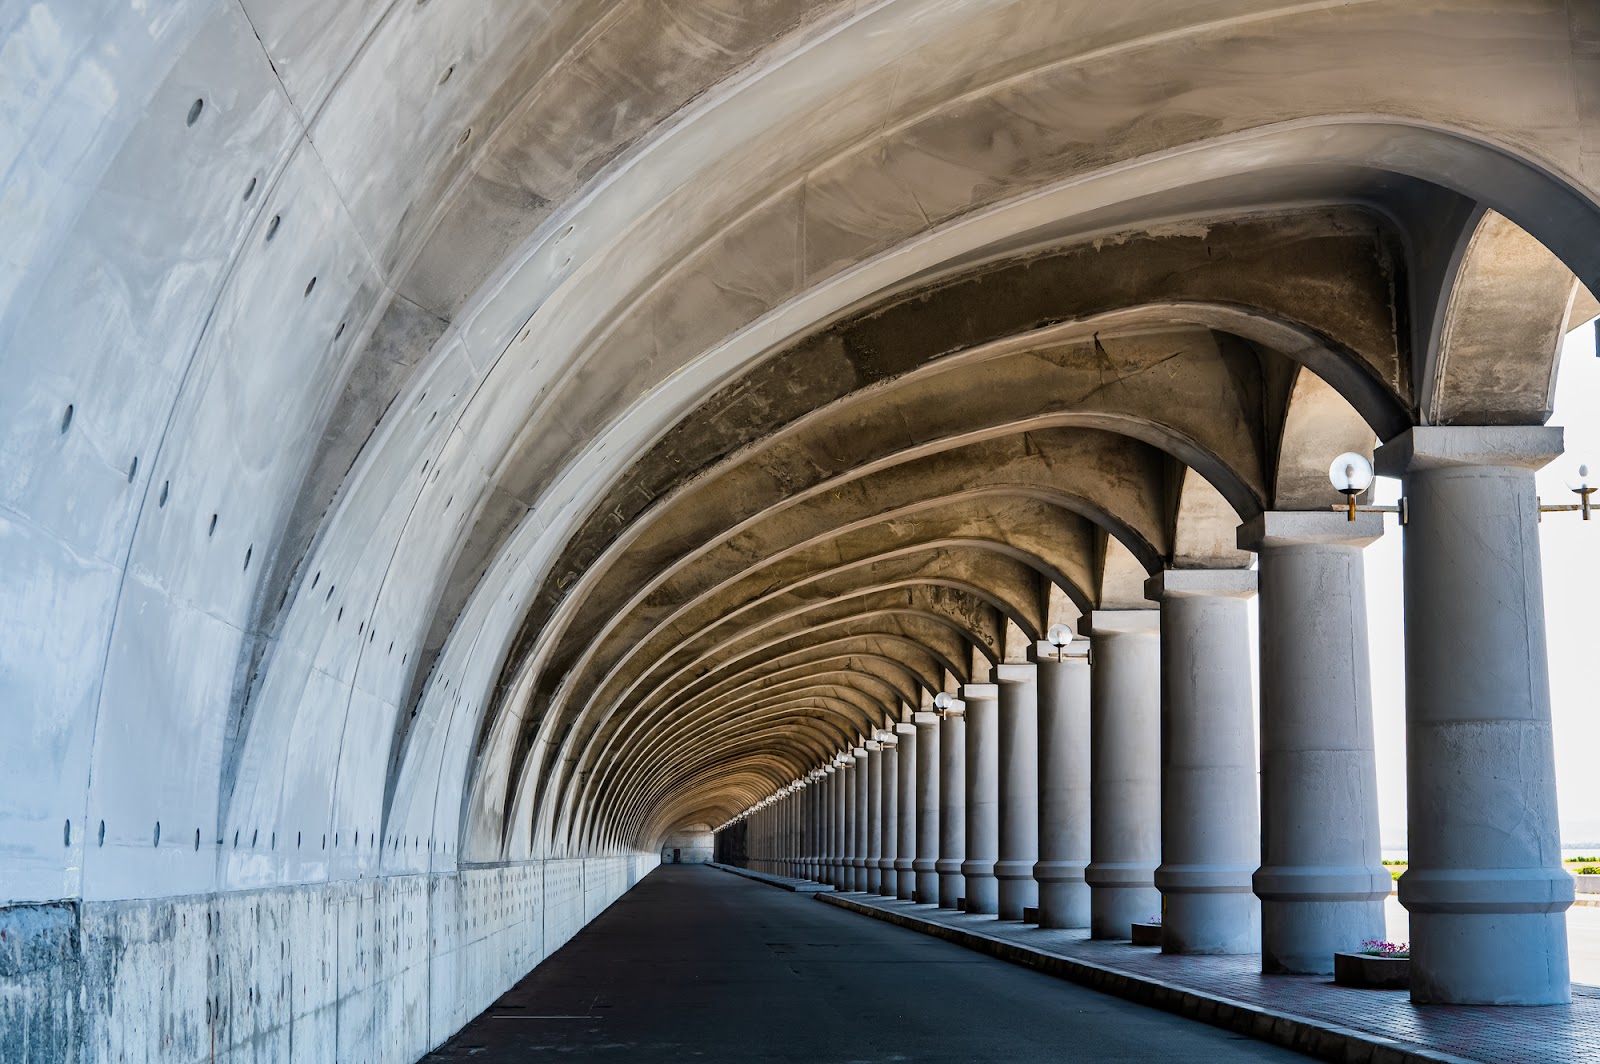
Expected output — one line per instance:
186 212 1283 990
0 857 653 1064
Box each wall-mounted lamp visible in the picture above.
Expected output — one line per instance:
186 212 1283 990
1328 452 1406 523
1045 622 1090 663
1540 461 1595 522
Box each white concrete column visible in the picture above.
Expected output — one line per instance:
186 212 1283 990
962 683 1000 915
1086 610 1162 939
879 735 899 896
1377 426 1573 1004
851 745 870 891
1035 640 1092 929
831 758 849 886
996 664 1039 921
914 711 943 903
936 707 966 908
1240 511 1389 975
1147 570 1261 955
895 722 918 900
866 740 884 894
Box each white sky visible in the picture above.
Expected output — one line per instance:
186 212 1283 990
1362 321 1600 849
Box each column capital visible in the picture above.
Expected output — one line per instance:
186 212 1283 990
894 722 917 735
994 662 1036 683
1375 425 1562 475
1238 510 1382 551
913 710 941 726
1085 608 1159 636
852 746 868 759
1143 568 1256 601
864 740 881 751
961 682 999 701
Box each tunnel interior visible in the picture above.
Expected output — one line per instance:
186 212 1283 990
3 2 1599 1060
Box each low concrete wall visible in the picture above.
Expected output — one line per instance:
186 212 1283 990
0 854 657 1064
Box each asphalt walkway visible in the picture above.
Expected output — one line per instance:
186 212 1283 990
421 863 1311 1063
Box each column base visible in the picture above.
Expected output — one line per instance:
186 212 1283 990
916 871 941 904
876 860 896 897
997 875 1038 921
1161 892 1260 955
1409 911 1570 1004
1261 899 1385 975
866 868 882 893
963 874 998 915
1038 880 1090 929
897 870 917 900
938 872 963 909
1090 884 1161 940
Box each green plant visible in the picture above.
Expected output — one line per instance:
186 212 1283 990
1578 866 1600 875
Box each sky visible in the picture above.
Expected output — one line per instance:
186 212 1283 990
1362 320 1600 849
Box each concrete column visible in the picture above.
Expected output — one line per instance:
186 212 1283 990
1377 426 1573 1004
1147 570 1261 955
851 746 869 890
962 683 1000 915
1240 512 1390 975
838 758 851 883
996 664 1039 921
914 711 942 903
1086 610 1162 939
936 708 966 908
895 722 918 900
1035 640 1092 929
866 741 884 894
879 736 899 896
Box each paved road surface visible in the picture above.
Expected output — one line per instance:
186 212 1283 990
423 864 1310 1063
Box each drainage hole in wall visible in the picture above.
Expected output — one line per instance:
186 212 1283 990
265 214 281 242
63 819 71 847
159 481 170 507
326 584 335 601
127 456 138 483
208 513 218 536
98 820 105 846
335 321 346 340
271 832 276 849
369 629 375 644
322 834 327 849
60 404 74 433
243 545 252 571
402 653 407 664
304 276 316 297
194 829 201 851
243 176 257 201
153 822 161 846
456 127 472 148
387 641 393 654
233 830 239 848
186 98 204 126
251 829 258 847
438 64 454 85
337 607 343 622
312 570 320 588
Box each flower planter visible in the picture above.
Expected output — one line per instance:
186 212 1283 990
1130 921 1162 947
1333 951 1410 990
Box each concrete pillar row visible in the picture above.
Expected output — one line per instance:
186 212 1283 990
914 711 943 904
996 664 1039 921
937 704 967 908
962 683 1000 914
1035 641 1092 929
1377 426 1574 1005
1239 512 1389 975
879 735 899 897
895 722 918 900
866 741 884 893
1085 610 1162 939
1147 570 1262 955
851 745 870 891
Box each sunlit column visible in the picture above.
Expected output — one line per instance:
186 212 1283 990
866 740 884 893
1035 637 1092 928
962 683 1001 915
879 732 899 897
1240 512 1388 974
937 705 966 908
1086 610 1162 939
895 721 918 899
915 711 943 903
996 663 1039 921
1377 426 1573 1004
1147 570 1261 954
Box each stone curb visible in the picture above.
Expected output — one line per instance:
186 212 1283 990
817 893 1483 1064
707 862 835 893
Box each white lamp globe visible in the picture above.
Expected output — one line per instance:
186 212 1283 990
1046 623 1075 647
933 692 952 711
1328 451 1375 495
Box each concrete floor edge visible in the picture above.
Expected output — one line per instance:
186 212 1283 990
705 866 1472 1064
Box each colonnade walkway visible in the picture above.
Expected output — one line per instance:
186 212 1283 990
420 864 1312 1063
716 860 1600 1064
